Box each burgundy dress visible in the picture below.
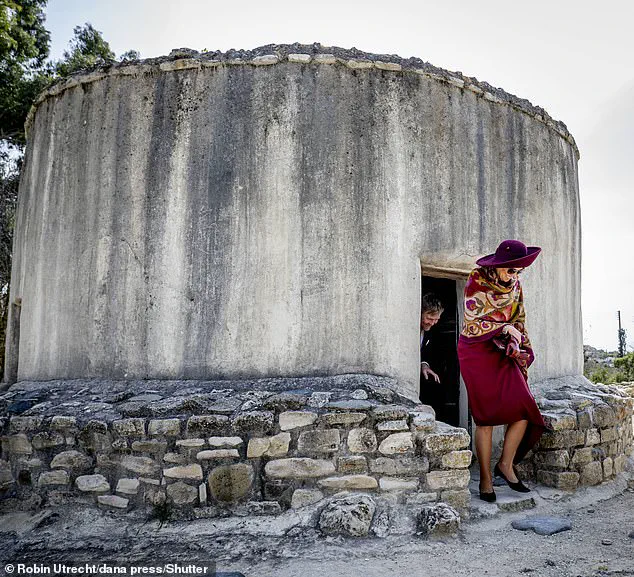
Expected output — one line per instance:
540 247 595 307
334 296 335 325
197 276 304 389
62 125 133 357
457 269 546 463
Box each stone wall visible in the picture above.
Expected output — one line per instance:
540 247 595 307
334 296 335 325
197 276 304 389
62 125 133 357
520 378 634 489
0 376 471 533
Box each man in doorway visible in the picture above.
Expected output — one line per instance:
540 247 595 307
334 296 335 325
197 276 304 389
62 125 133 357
420 293 444 408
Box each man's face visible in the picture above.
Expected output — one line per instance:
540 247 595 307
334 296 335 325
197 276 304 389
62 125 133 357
421 309 442 331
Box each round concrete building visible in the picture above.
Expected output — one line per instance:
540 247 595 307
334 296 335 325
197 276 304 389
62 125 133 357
5 44 582 423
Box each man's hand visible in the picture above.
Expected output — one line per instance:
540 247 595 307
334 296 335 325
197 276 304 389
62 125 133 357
421 363 440 383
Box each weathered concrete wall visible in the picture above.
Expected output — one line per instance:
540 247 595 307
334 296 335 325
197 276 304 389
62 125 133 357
5 47 582 397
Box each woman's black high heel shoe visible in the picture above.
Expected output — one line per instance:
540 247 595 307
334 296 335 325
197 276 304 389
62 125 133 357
494 462 530 493
479 485 497 503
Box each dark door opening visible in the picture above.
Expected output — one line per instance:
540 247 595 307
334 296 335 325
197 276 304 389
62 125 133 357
420 276 460 426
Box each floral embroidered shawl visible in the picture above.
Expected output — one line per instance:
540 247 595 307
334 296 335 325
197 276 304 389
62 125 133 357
460 268 534 377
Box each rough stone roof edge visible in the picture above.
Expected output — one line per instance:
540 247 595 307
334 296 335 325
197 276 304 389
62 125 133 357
24 43 579 158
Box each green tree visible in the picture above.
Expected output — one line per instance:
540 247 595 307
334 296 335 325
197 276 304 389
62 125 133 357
614 352 634 382
0 0 51 146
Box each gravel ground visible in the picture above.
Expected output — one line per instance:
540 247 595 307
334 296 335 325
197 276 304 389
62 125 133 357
1 479 633 577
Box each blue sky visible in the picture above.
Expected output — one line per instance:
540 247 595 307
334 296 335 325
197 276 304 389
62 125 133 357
43 0 634 351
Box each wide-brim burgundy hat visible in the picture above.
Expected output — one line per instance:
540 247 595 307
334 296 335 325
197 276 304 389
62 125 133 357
476 239 542 268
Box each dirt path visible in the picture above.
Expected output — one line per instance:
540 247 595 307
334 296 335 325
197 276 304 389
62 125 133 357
1 480 634 577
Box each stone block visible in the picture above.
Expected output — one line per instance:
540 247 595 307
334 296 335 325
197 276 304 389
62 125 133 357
417 503 461 538
321 412 367 427
425 469 470 491
167 480 198 505
410 412 435 432
207 437 243 448
417 428 470 453
603 457 613 478
593 404 617 428
440 489 471 512
586 429 601 445
405 492 438 505
613 454 628 474
163 452 187 464
576 408 593 429
317 475 378 490
337 456 368 474
441 450 472 469
2 434 33 455
600 427 618 443
313 54 338 65
187 415 228 436
37 470 70 487
9 416 43 432
31 432 65 450
50 450 93 473
279 411 318 430
97 495 129 509
265 458 335 479
536 470 579 490
374 61 402 71
208 463 254 502
541 411 577 431
579 461 603 486
287 53 312 63
148 419 181 436
251 54 279 66
77 429 112 452
291 488 324 509
120 455 160 476
163 464 203 481
199 483 207 505
112 439 128 451
379 477 418 491
196 449 239 460
570 447 593 466
0 459 14 491
131 440 168 454
262 393 308 411
247 433 291 458
231 411 274 434
371 405 409 421
378 433 414 455
51 416 77 430
533 449 570 469
376 420 408 432
298 429 340 453
347 428 377 453
75 474 110 493
116 478 140 495
369 456 429 475
112 418 146 437
319 494 376 537
536 429 585 449
175 438 205 450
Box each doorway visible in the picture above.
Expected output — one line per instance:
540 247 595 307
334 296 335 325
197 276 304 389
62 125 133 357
420 276 461 426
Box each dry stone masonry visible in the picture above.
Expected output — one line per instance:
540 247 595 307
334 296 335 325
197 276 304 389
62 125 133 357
0 375 471 536
523 378 633 490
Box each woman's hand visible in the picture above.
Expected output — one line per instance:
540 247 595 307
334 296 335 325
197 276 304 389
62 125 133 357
502 324 523 343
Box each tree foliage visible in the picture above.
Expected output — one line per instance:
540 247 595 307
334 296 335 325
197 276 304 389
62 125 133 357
614 352 634 382
0 0 50 146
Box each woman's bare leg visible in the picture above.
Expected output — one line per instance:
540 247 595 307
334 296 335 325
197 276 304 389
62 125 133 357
475 425 494 492
498 419 528 482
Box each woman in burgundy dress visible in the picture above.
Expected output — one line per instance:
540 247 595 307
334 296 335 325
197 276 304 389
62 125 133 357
457 240 546 502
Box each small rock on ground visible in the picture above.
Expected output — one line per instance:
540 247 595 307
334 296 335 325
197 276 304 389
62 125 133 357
511 516 572 536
